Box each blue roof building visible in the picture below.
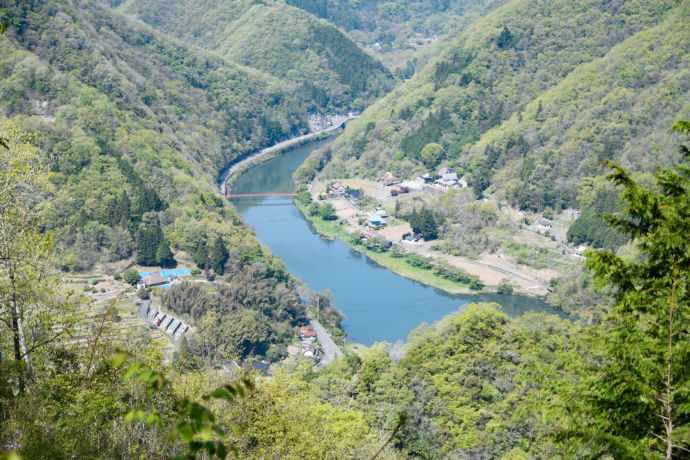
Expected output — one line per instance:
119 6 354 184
369 213 386 226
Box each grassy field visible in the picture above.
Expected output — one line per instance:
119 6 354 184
297 202 482 295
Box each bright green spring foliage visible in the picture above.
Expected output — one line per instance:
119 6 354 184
555 122 690 458
0 119 83 392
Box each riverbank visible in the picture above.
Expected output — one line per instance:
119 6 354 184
219 115 356 193
296 201 490 296
295 199 552 300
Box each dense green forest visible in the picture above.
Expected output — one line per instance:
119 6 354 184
284 0 508 71
1 0 690 458
116 0 396 111
0 0 311 270
318 0 689 213
0 0 319 362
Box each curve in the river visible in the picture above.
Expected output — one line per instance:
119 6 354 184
225 137 564 346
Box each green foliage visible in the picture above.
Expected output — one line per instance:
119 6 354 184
162 271 304 360
0 120 83 391
567 176 628 249
322 0 687 214
319 202 337 220
553 124 690 458
113 350 255 459
420 142 442 167
136 224 165 266
123 268 141 286
209 236 228 275
156 239 177 269
0 0 318 271
119 0 395 110
194 244 208 270
310 305 577 458
136 287 149 300
408 207 439 240
496 279 513 295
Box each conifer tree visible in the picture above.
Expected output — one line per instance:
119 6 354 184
156 239 176 268
194 243 208 269
136 224 163 266
209 235 228 275
562 121 690 458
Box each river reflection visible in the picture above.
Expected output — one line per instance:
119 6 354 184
230 138 563 345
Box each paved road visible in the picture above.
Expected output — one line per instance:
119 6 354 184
137 299 152 323
309 316 343 371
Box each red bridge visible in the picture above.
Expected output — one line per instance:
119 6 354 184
225 193 296 198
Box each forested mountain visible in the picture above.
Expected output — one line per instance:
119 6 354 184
284 0 510 72
0 0 318 362
319 0 689 214
116 0 396 110
0 0 307 267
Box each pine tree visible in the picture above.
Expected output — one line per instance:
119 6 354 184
535 99 543 121
496 25 513 48
209 235 229 275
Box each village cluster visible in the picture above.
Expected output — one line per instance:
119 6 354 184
298 325 320 359
324 165 468 245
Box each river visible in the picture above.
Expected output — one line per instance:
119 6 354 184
229 137 562 346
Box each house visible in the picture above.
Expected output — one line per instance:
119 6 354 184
419 173 433 183
368 213 386 227
138 272 169 289
535 217 553 230
251 360 270 376
362 230 379 242
379 171 401 186
329 182 348 198
301 343 318 358
299 325 317 341
375 208 388 218
435 167 459 188
346 189 360 199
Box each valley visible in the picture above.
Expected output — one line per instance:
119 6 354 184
1 0 689 458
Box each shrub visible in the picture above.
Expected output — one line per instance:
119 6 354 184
497 279 514 295
123 268 141 286
137 287 150 300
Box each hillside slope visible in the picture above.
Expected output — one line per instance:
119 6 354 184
318 0 688 212
117 0 396 110
0 0 312 356
285 0 510 72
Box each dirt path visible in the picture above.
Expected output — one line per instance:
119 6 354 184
401 242 549 292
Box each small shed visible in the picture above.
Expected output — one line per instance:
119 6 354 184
535 218 553 230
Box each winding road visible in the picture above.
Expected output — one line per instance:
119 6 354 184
309 315 343 370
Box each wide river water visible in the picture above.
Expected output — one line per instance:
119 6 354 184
230 137 562 345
